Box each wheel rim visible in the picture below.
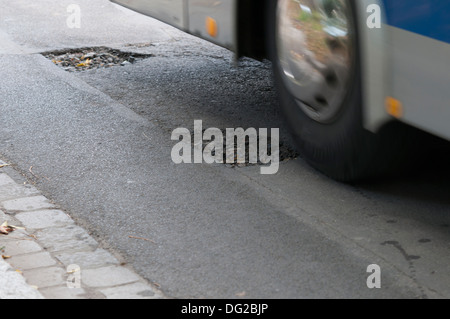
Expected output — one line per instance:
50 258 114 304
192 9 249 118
276 0 355 123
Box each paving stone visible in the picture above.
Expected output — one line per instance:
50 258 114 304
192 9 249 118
8 252 57 271
81 265 141 288
0 239 43 256
39 286 88 299
100 282 161 299
0 258 44 299
2 196 55 212
34 225 98 253
0 209 14 224
0 183 41 203
23 266 66 289
0 210 33 244
15 210 74 230
0 174 16 187
0 231 32 244
55 248 119 269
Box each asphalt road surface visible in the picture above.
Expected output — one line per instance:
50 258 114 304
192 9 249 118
1 0 450 299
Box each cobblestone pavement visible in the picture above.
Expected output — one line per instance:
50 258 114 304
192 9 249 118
0 160 165 299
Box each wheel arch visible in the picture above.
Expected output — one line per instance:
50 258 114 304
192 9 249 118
235 0 270 60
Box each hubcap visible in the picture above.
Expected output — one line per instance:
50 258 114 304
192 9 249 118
276 0 354 123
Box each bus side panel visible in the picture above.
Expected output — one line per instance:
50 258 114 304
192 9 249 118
381 0 450 44
353 0 392 133
381 1 450 140
388 27 450 141
188 0 236 51
111 0 187 30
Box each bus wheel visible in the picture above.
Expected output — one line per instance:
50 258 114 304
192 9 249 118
268 0 412 182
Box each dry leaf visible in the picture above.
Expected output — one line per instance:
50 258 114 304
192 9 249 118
0 221 14 235
153 282 161 289
2 255 11 260
76 58 91 67
9 225 25 230
28 234 37 240
0 221 22 234
67 268 80 274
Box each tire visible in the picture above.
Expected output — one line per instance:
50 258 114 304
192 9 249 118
267 0 414 182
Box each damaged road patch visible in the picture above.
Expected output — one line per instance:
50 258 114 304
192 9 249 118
188 128 299 168
41 47 153 72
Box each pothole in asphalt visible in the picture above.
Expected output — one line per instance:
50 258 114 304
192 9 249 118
41 46 153 72
192 130 299 168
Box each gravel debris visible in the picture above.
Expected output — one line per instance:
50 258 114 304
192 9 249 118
193 130 299 167
42 47 153 72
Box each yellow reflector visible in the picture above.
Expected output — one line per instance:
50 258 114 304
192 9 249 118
385 97 403 118
206 17 218 38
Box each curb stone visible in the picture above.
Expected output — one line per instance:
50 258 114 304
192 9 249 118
0 162 165 299
0 257 44 299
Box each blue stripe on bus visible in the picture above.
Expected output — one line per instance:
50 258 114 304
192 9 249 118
381 0 450 44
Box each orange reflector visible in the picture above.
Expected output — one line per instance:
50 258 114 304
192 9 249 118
206 17 218 38
385 97 403 118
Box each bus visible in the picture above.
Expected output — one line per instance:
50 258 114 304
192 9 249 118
111 0 450 181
